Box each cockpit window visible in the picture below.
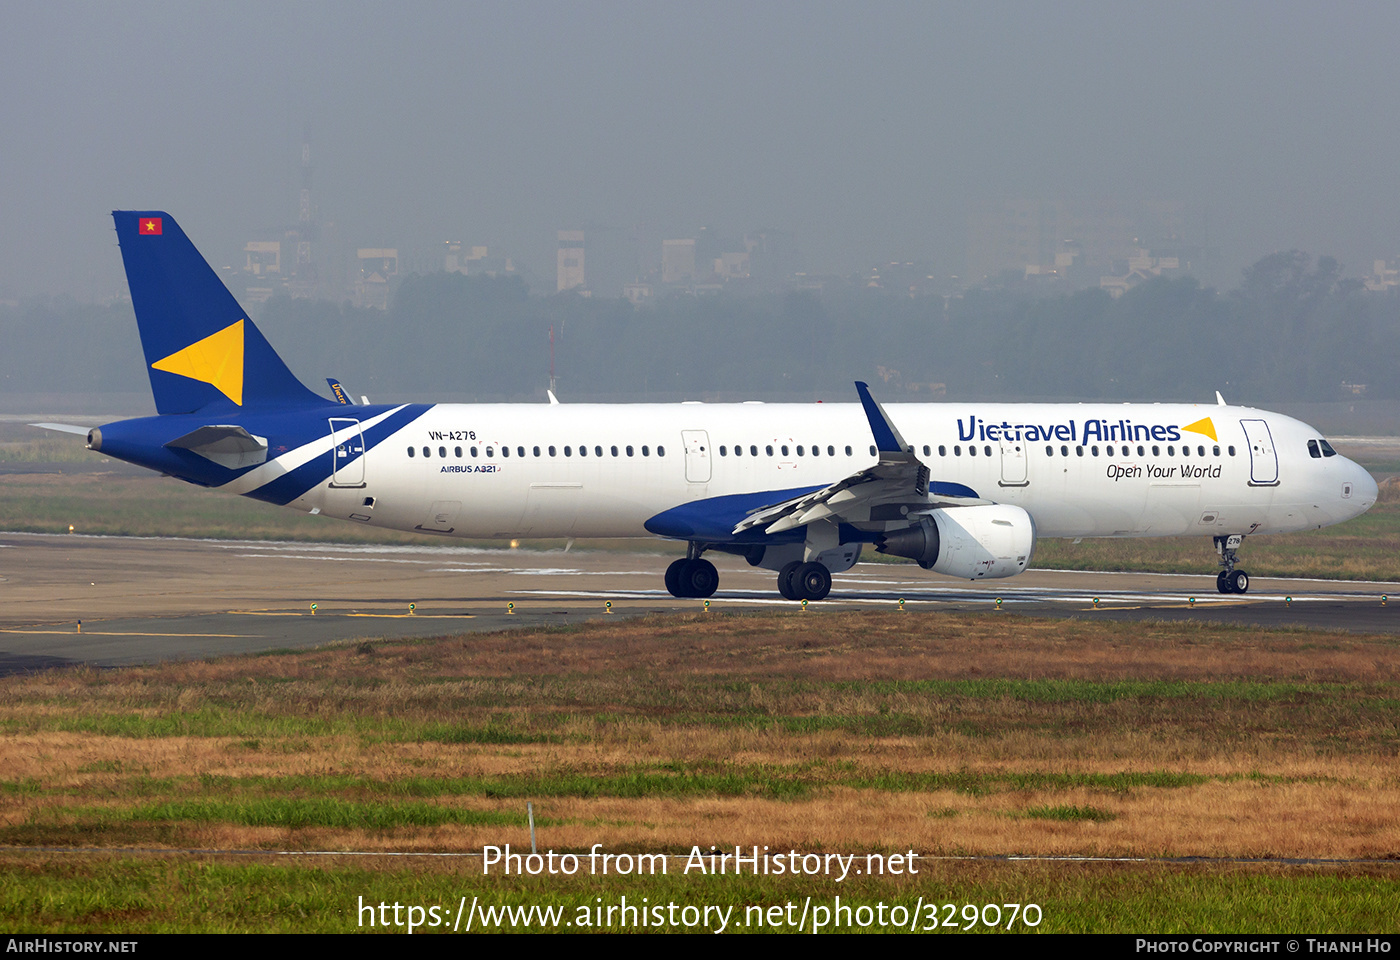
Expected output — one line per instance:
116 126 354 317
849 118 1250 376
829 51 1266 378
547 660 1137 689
1308 440 1321 459
1319 439 1338 457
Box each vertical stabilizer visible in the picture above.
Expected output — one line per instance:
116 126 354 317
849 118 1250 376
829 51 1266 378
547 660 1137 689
113 211 328 415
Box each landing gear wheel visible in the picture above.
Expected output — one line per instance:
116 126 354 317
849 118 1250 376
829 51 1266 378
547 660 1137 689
777 561 803 600
665 559 690 598
1227 569 1250 594
1217 571 1231 594
794 562 832 601
684 558 719 598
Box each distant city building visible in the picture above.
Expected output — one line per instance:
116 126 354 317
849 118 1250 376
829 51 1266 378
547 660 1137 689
623 281 653 305
661 239 696 285
1365 259 1399 292
354 248 398 309
713 250 751 280
557 230 586 293
966 199 1184 287
1099 249 1183 298
444 241 490 274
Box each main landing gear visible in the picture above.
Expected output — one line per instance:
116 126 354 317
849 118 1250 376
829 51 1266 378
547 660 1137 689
1214 534 1250 594
777 560 832 602
665 545 719 599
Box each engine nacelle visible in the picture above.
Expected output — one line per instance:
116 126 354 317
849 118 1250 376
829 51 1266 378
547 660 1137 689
876 504 1036 580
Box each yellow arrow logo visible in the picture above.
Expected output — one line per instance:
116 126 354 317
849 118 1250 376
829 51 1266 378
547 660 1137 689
1181 416 1217 441
151 319 245 405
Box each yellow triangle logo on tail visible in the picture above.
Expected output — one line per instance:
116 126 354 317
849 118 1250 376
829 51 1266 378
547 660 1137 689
1181 416 1217 441
151 319 245 405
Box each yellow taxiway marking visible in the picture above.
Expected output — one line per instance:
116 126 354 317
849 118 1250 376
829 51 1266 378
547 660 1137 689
229 611 476 620
0 630 263 638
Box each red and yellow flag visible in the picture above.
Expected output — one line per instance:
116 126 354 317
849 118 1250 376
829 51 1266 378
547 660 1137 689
140 217 163 235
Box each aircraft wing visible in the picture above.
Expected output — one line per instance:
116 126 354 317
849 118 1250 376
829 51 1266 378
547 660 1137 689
731 381 988 536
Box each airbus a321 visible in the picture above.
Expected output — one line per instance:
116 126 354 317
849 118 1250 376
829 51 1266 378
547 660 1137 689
52 212 1379 601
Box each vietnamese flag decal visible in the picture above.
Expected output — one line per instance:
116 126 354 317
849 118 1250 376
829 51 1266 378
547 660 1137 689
140 217 162 235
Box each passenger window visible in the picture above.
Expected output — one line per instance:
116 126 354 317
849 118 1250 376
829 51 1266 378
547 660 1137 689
595 446 603 457
610 446 618 457
1152 445 1159 456
1212 445 1220 457
1228 446 1235 456
533 446 540 457
579 445 587 457
501 446 509 457
751 445 758 456
471 446 479 457
766 445 774 456
1046 445 1054 456
781 445 789 456
844 446 852 456
658 446 665 456
954 445 962 456
455 446 462 458
549 446 556 457
796 445 804 456
1076 446 1084 457
939 445 947 456
812 445 820 457
1197 445 1204 457
719 445 727 456
968 445 977 457
641 446 649 456
828 445 836 456
1105 446 1113 457
1136 445 1144 456
1167 445 1174 455
1061 445 1068 456
984 446 991 457
626 446 633 457
407 446 415 457
869 445 877 456
486 447 494 457
1091 445 1099 457
923 445 930 455
1182 446 1190 457
564 446 572 457
733 445 742 457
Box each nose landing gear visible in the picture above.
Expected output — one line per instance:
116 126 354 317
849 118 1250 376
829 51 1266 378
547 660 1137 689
1215 535 1249 594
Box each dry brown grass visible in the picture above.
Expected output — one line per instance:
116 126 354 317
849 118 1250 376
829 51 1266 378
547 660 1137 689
0 611 1397 859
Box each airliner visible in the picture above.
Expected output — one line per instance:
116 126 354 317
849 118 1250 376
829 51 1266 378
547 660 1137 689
49 212 1379 601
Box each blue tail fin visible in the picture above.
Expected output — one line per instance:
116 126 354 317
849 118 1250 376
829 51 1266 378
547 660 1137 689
113 211 329 415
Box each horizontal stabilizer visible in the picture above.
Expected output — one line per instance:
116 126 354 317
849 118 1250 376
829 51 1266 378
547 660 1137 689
164 424 268 470
30 423 91 436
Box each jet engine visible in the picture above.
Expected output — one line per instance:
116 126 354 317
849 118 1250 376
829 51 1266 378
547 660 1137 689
876 504 1035 580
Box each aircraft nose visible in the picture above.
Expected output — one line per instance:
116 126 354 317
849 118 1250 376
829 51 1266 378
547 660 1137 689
1352 461 1379 507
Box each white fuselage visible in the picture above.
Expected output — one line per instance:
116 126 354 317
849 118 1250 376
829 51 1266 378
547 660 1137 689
289 401 1376 544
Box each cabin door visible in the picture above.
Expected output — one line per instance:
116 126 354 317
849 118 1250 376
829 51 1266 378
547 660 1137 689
329 418 366 487
999 437 1029 486
1240 419 1279 486
682 430 712 483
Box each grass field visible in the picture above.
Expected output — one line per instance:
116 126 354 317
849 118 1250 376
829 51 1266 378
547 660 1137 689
1 610 1397 932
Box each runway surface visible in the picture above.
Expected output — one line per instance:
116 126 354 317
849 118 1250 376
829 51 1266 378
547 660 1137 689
1 531 1397 673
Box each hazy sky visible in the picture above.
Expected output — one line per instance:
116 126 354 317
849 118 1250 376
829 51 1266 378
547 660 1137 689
4 1 1400 300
